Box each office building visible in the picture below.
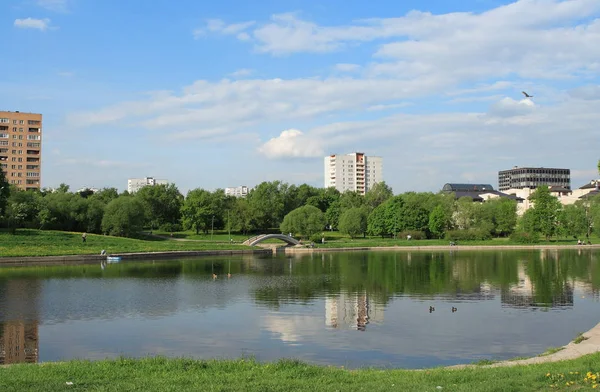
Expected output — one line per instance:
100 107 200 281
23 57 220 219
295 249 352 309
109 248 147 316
324 152 383 195
0 111 42 190
225 185 249 198
127 177 168 193
498 166 570 192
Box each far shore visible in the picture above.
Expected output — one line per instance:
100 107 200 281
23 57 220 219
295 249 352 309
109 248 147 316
1 242 599 266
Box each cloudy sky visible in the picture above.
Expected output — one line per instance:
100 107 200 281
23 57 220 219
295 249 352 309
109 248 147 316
1 0 599 193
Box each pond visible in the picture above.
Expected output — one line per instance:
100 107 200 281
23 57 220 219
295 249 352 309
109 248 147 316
1 249 599 368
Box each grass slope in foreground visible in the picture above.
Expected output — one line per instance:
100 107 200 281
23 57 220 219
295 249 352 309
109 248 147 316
0 229 252 257
2 354 600 392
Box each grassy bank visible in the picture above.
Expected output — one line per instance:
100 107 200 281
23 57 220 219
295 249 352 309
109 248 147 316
2 354 600 391
0 229 252 257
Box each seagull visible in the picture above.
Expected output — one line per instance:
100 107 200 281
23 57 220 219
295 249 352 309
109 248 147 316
522 91 533 98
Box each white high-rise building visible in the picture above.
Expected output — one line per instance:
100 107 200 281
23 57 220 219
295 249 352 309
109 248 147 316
225 185 249 198
127 177 168 193
324 152 383 195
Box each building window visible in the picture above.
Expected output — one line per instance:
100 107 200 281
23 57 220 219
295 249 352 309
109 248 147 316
0 118 9 123
27 135 41 140
0 141 8 146
12 120 17 124
28 120 41 125
19 120 24 124
18 135 23 140
0 133 8 139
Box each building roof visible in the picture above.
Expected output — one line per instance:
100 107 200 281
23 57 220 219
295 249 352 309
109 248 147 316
548 186 572 193
451 190 524 202
442 183 495 192
579 180 600 190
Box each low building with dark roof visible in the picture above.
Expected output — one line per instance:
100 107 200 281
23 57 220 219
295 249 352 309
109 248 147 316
442 183 524 203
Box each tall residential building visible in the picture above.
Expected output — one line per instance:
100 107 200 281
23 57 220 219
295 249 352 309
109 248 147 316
225 185 249 198
324 152 383 195
0 111 42 191
498 166 570 192
127 177 168 193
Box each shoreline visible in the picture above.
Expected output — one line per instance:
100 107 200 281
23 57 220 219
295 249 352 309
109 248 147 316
0 243 598 265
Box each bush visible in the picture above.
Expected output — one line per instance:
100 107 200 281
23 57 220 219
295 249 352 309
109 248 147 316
397 230 426 240
510 231 539 244
159 223 182 233
445 228 492 241
309 233 325 244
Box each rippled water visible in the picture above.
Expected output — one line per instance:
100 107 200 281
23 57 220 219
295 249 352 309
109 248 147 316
1 249 599 368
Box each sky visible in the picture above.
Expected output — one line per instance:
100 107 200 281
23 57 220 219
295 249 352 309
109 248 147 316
1 0 599 194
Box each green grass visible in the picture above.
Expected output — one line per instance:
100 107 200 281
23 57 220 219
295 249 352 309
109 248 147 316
574 333 589 345
541 347 565 356
0 229 253 257
2 354 600 391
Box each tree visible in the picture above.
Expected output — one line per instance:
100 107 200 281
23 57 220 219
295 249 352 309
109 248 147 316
428 205 448 239
325 200 341 230
364 181 393 210
0 169 9 216
338 207 368 238
136 183 183 229
558 204 587 238
247 181 285 230
367 204 389 237
528 186 562 240
280 205 325 238
181 189 221 234
339 191 365 211
487 198 518 237
101 197 146 237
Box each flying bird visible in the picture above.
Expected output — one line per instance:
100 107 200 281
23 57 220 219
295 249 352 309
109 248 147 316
522 91 533 98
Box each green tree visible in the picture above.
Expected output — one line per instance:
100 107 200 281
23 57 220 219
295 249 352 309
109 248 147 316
428 205 448 239
528 186 562 240
339 191 365 211
0 169 9 216
181 189 221 234
364 181 393 210
101 196 146 237
280 205 325 238
247 181 285 230
558 204 587 238
338 207 368 238
325 200 341 230
136 184 183 229
367 203 389 238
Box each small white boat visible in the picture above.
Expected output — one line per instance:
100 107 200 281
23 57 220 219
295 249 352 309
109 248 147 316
106 256 122 263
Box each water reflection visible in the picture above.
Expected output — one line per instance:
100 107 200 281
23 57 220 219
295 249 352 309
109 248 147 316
0 249 598 367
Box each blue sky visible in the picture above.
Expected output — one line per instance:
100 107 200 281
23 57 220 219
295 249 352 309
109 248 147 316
1 0 599 193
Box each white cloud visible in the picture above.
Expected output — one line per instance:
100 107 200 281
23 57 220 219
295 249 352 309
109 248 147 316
193 19 255 39
229 68 254 77
258 129 324 159
488 97 536 118
366 102 411 111
14 17 52 31
37 0 69 12
334 63 361 72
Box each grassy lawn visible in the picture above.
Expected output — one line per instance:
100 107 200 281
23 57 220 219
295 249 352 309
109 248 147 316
0 229 253 257
2 354 600 391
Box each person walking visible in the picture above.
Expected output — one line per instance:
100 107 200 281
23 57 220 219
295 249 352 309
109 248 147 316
82 232 87 243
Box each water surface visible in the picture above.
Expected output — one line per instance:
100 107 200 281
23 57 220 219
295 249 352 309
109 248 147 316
1 249 599 368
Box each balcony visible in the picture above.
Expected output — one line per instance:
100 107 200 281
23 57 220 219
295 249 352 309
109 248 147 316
27 150 40 155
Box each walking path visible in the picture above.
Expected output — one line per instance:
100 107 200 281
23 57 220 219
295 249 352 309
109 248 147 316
447 321 600 369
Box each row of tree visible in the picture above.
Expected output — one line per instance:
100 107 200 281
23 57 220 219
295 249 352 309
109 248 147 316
1 167 599 241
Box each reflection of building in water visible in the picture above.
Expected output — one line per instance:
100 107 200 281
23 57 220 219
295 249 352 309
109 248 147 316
0 279 40 364
501 264 573 309
325 292 384 331
0 320 39 364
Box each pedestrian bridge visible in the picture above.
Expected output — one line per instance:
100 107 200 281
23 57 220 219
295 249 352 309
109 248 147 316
243 234 301 246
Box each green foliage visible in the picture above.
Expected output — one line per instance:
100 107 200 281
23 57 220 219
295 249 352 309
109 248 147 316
558 204 587 238
248 181 286 230
325 200 341 229
0 169 9 216
364 181 393 210
367 203 389 237
136 183 183 229
181 189 222 235
280 205 325 238
101 197 146 236
339 191 365 211
428 205 449 239
527 186 563 240
509 231 540 244
445 228 492 241
338 207 368 238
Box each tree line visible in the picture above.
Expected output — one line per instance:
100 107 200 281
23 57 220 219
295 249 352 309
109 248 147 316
1 168 599 242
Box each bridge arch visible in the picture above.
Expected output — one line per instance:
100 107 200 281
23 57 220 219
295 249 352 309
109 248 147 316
243 234 301 246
